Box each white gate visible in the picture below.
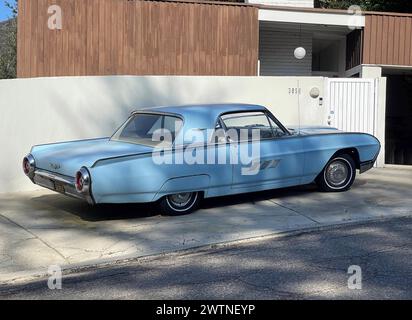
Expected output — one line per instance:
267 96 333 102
325 78 378 137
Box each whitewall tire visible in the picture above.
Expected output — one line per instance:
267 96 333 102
316 154 356 192
159 192 201 216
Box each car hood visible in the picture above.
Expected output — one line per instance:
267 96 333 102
287 126 341 136
31 138 153 177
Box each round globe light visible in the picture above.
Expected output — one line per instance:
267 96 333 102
294 47 306 60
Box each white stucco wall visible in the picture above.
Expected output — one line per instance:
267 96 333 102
361 66 383 78
0 75 327 193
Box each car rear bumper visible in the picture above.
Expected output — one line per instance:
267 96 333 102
32 169 94 205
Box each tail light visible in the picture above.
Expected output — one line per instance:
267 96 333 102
75 167 91 194
23 154 35 178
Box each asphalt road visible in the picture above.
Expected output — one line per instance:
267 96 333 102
1 216 411 299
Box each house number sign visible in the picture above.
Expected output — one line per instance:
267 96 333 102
288 88 301 95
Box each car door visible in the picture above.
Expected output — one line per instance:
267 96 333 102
220 111 305 191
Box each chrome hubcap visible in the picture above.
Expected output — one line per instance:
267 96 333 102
168 193 192 208
326 161 348 187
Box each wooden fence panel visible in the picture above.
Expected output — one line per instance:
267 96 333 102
17 0 259 77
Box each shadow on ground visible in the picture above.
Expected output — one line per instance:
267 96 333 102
0 216 411 299
31 183 319 222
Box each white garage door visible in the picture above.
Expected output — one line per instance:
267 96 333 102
325 78 378 137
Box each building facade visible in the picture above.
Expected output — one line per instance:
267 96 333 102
16 0 412 166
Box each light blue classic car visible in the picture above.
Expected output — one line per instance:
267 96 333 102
23 104 380 215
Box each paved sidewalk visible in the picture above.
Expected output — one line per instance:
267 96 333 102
0 167 411 284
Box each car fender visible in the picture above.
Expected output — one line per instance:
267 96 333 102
301 133 380 182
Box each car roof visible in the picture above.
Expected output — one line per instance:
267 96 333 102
135 103 268 128
131 104 269 143
130 103 274 144
139 103 266 116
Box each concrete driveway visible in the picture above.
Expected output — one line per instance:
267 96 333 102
1 167 411 284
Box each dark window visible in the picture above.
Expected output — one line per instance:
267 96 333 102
221 112 275 141
112 113 183 146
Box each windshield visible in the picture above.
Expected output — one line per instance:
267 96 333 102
111 113 183 147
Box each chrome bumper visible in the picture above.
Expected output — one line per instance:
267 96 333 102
359 160 375 174
32 169 94 205
359 148 380 174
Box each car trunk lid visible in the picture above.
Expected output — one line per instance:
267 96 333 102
31 138 153 177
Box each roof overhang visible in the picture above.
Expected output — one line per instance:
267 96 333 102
258 8 365 28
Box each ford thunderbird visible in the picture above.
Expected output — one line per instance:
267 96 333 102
23 104 380 215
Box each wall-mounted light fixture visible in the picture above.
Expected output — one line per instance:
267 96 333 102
294 24 306 60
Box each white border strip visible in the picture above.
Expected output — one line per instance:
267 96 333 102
258 9 365 27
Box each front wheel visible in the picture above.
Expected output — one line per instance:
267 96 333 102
159 192 201 216
316 154 356 192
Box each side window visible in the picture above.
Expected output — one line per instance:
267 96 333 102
147 116 163 135
164 115 183 140
210 119 227 144
221 112 274 141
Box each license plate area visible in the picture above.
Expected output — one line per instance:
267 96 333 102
33 175 55 190
54 182 66 193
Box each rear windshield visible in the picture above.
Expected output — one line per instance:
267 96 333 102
111 113 183 147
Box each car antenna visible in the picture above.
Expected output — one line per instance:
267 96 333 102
298 82 301 134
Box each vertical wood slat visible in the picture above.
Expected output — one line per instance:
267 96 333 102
393 17 400 65
387 16 395 64
17 0 258 78
369 15 377 64
16 0 25 77
363 13 412 66
363 15 371 64
381 15 389 64
346 29 363 70
407 18 412 66
398 17 406 66
375 15 382 64
29 0 37 77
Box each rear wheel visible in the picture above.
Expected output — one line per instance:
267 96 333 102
316 154 356 192
159 192 201 216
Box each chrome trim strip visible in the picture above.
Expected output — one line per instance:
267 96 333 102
35 169 74 185
31 137 110 152
64 190 85 200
